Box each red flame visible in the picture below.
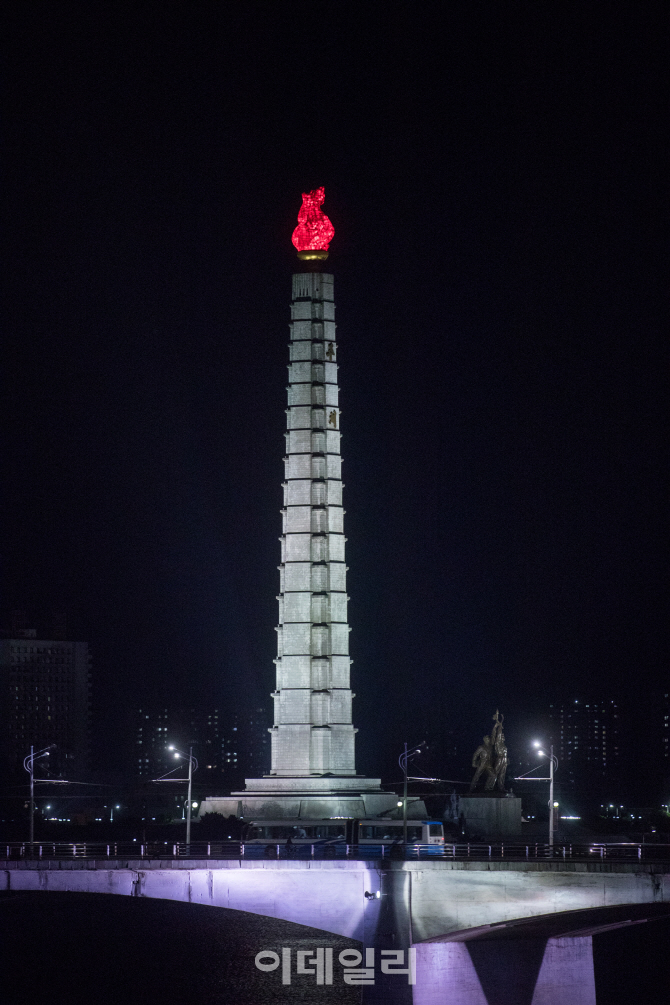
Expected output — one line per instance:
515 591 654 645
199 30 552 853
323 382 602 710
291 187 335 251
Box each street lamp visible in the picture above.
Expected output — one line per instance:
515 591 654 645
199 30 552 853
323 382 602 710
514 742 559 847
23 745 55 855
167 745 198 848
534 743 562 844
399 742 425 850
534 743 559 848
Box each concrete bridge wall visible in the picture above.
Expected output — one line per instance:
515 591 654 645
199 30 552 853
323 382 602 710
407 860 670 941
3 859 374 941
4 859 669 1005
3 858 668 942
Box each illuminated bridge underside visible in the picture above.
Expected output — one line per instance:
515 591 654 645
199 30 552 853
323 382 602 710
4 860 668 941
6 861 669 1005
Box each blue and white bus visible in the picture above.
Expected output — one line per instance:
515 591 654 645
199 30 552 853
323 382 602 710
244 818 444 854
355 819 444 847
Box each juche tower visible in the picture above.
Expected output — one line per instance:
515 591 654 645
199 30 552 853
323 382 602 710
271 188 354 777
199 190 399 818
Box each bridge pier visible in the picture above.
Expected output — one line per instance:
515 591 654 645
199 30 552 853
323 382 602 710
413 937 596 1005
362 868 413 1004
361 865 598 1005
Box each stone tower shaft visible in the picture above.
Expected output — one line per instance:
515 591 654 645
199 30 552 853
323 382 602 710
269 270 357 776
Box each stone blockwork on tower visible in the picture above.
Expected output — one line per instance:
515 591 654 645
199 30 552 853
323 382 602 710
196 238 405 819
270 271 356 776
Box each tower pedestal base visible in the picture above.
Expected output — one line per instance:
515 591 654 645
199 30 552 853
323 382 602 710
198 776 423 820
456 793 522 839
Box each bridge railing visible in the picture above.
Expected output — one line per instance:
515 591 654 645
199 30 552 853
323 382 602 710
1 841 244 860
3 840 670 862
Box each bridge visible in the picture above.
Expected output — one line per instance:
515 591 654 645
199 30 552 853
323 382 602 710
4 845 670 1004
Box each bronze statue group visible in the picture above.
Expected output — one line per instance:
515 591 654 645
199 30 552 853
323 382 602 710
470 710 508 792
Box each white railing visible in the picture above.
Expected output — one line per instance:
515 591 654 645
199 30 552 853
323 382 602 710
2 841 670 862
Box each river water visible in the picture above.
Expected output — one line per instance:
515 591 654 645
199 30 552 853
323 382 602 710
1 891 668 1004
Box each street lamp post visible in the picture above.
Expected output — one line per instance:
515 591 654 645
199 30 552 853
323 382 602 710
186 746 193 847
548 745 555 847
399 742 425 851
166 745 198 849
514 742 559 849
402 743 408 848
23 745 55 855
534 742 558 848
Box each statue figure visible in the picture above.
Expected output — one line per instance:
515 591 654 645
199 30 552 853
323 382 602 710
470 734 495 791
487 710 508 792
492 711 508 787
470 710 508 793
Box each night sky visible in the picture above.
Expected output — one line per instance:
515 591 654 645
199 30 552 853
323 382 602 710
4 6 667 785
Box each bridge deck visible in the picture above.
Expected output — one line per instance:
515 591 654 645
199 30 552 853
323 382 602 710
4 856 670 872
4 856 669 947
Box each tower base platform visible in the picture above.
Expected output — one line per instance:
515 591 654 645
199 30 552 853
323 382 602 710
198 776 425 820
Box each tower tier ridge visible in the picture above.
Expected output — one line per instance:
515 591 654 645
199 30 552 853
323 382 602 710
269 271 357 777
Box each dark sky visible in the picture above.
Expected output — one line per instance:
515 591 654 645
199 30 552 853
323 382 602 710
4 5 667 782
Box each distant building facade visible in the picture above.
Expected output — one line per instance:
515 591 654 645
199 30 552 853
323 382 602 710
229 707 268 780
133 706 269 790
135 707 229 782
549 699 621 798
0 624 91 780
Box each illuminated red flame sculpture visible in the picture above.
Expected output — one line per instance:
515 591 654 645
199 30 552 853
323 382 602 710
292 187 335 253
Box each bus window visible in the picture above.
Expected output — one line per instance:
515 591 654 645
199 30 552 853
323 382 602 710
360 825 388 839
359 823 423 841
313 824 344 839
246 820 351 843
428 824 443 837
